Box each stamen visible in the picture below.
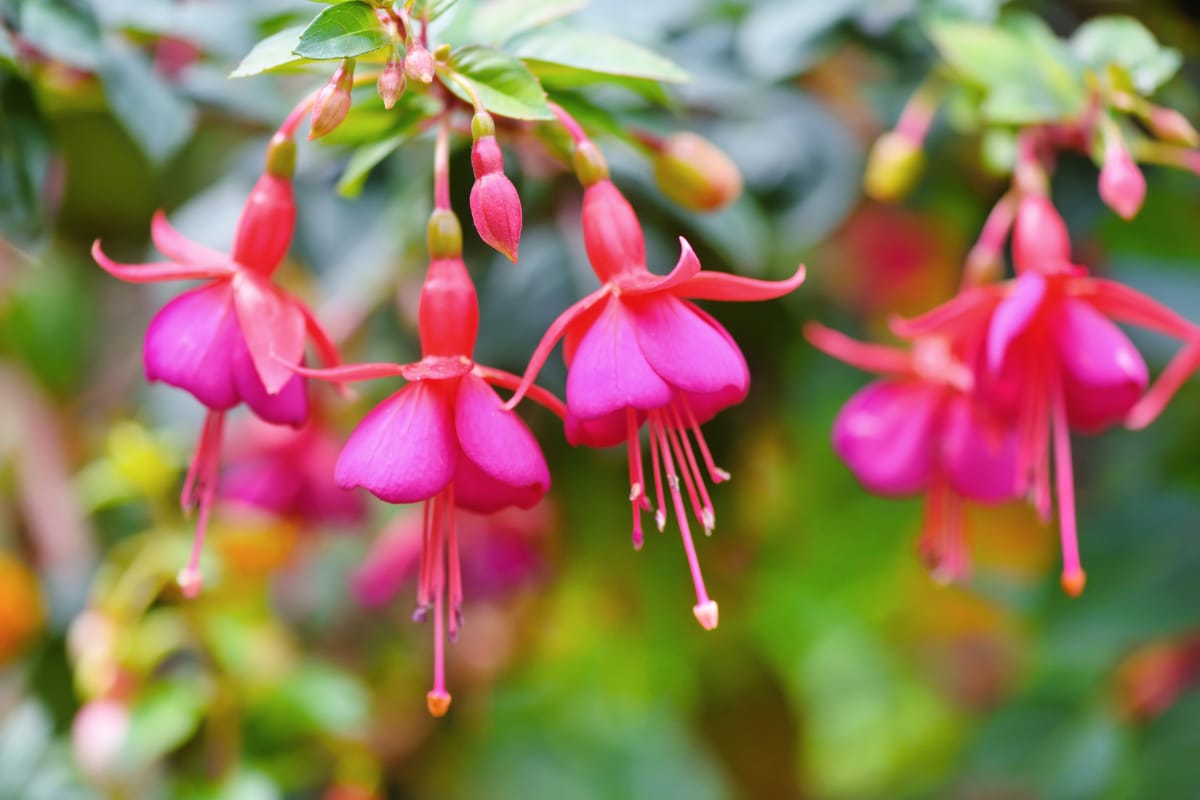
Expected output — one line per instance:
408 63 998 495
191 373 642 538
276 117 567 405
648 415 666 532
940 490 971 584
447 486 463 641
669 403 715 532
626 408 646 550
414 498 435 622
1031 388 1052 523
680 398 730 483
917 480 947 580
1052 375 1087 597
664 412 709 534
177 411 225 598
652 411 718 630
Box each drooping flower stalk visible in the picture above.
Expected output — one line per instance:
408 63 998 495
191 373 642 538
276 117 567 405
505 102 805 629
91 109 344 597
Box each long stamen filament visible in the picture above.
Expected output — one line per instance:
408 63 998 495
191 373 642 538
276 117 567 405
177 410 225 598
670 403 715 531
1052 376 1087 597
681 398 730 483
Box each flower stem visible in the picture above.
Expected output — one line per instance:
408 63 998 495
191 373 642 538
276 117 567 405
434 117 451 211
548 100 588 145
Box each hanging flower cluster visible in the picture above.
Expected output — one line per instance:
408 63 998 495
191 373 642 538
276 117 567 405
90 3 804 715
821 12 1200 594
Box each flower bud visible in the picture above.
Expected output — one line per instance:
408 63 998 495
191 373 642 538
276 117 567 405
572 140 609 187
864 131 925 202
1099 137 1146 221
1012 194 1072 274
1148 106 1199 147
404 46 435 84
309 60 355 140
427 208 463 260
581 179 647 281
652 132 743 212
377 59 406 110
469 115 522 262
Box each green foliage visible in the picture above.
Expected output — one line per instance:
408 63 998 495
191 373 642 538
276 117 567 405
445 45 553 119
295 1 390 61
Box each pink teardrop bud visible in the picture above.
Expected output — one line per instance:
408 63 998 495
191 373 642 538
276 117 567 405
1148 106 1199 147
864 131 925 202
469 126 522 262
377 59 406 110
652 132 743 212
1099 137 1146 220
404 46 435 84
309 60 354 140
1012 194 1072 274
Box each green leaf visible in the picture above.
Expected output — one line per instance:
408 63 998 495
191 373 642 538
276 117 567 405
294 0 390 60
99 43 197 164
510 27 688 83
927 19 1033 88
230 24 310 78
0 76 52 248
18 0 103 71
413 0 460 22
122 678 209 767
0 24 16 68
1071 16 1182 94
468 0 588 45
445 45 552 120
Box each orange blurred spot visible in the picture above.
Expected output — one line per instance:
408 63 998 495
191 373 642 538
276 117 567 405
0 553 44 664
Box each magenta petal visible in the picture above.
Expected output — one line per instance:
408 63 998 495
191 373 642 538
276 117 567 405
231 271 306 395
566 296 673 419
220 455 302 517
631 295 748 397
352 514 423 608
233 342 309 426
143 283 240 410
564 408 630 448
940 393 1018 503
455 453 543 513
987 272 1046 374
1054 298 1148 431
150 211 234 269
832 379 941 497
619 237 703 295
454 373 549 499
335 383 455 503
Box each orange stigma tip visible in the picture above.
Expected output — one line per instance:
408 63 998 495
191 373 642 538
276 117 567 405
176 568 203 599
1061 570 1087 597
426 690 452 717
693 600 719 630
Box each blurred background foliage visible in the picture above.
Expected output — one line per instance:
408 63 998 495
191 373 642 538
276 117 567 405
3 0 1200 798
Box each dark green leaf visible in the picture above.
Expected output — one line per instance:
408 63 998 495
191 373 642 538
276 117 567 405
99 43 197 164
230 24 310 78
1071 16 1182 94
18 0 103 70
469 0 588 44
295 0 390 60
445 45 552 120
0 76 52 247
510 27 688 83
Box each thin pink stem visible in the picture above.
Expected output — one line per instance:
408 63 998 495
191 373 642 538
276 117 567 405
178 410 225 598
447 485 462 640
434 118 451 211
276 88 322 140
1128 338 1200 430
627 409 644 550
648 413 666 531
652 411 714 619
547 100 588 145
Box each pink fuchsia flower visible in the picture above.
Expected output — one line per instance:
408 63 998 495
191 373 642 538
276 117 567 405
805 323 1018 583
894 194 1195 594
506 153 804 631
1098 132 1146 221
352 503 550 609
468 111 522 262
293 210 560 717
90 137 343 598
219 414 366 529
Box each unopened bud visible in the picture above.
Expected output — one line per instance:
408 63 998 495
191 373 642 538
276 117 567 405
1099 137 1146 220
1148 106 1199 147
377 59 406 110
864 131 925 202
310 60 355 140
469 124 522 262
652 132 742 212
1012 194 1072 274
404 47 435 84
572 140 609 187
427 209 462 259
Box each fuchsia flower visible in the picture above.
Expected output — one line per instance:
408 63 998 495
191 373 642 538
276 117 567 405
507 144 804 630
91 137 342 598
805 323 1018 582
291 210 561 716
893 194 1195 593
219 415 366 528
